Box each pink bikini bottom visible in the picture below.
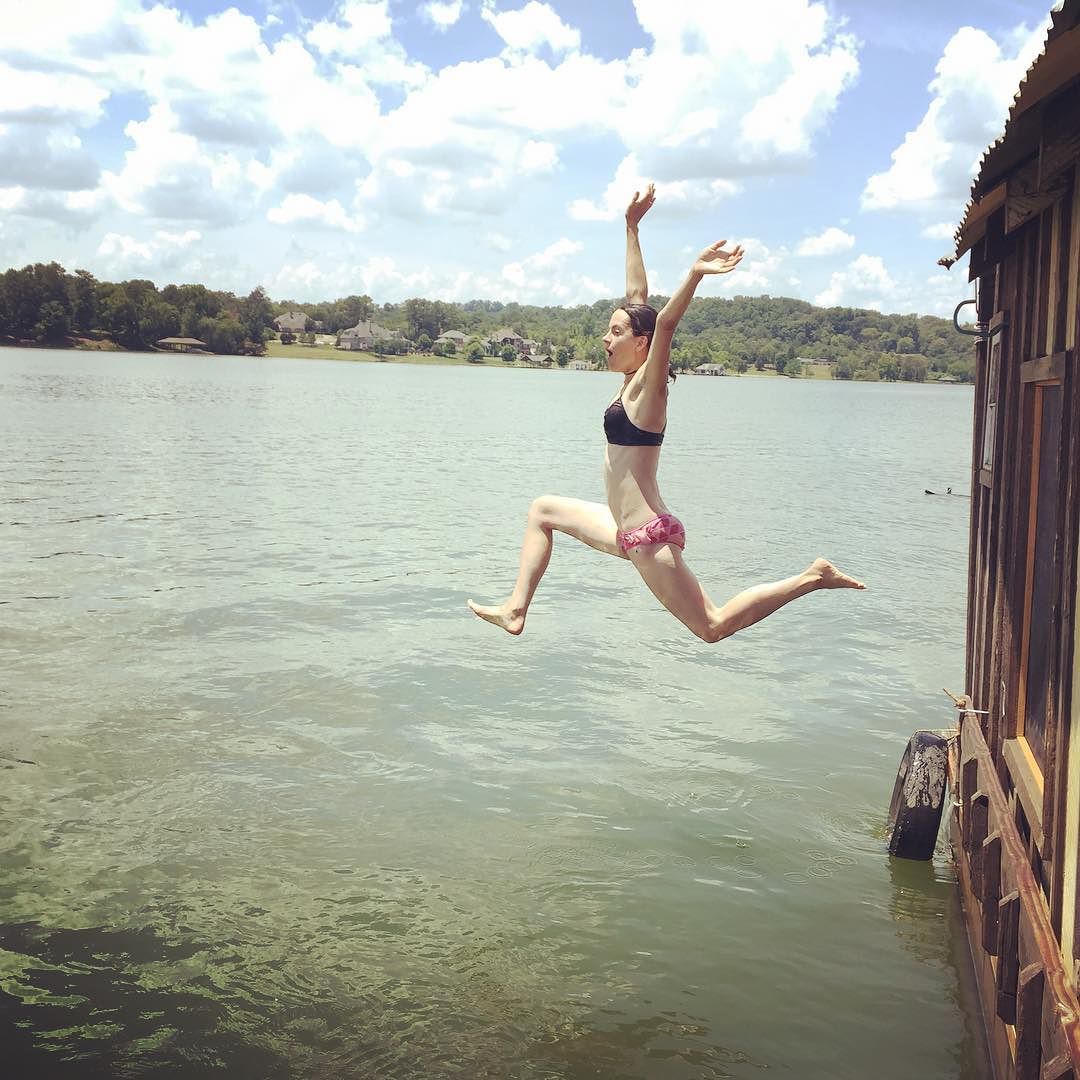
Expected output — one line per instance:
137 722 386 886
617 513 686 554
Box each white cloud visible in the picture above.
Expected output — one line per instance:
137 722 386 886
267 193 365 232
0 125 100 191
268 253 435 302
808 253 976 317
93 227 255 291
862 19 1050 213
422 0 465 31
0 0 857 246
0 186 26 211
306 1 427 88
103 105 261 224
0 185 107 227
714 237 788 294
573 0 858 215
796 226 855 256
814 253 901 310
96 228 201 271
0 62 110 126
306 0 393 55
921 222 956 241
480 1 581 55
499 237 612 302
569 153 738 221
629 0 857 173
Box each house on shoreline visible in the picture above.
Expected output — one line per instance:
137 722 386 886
274 311 309 334
435 330 469 349
338 319 405 351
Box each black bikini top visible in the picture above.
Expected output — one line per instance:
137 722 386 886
603 396 665 447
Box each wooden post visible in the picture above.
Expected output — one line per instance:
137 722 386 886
983 832 1003 954
970 792 990 894
1016 962 1045 1079
997 891 1022 1023
1039 1055 1075 1080
963 757 980 839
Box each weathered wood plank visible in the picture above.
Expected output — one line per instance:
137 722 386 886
983 832 1003 954
953 716 1080 1070
1021 351 1068 383
970 791 990 893
962 757 980 842
1040 1053 1075 1080
1017 962 1045 1080
997 890 1022 1023
1008 167 1072 241
1053 172 1074 353
1039 81 1080 189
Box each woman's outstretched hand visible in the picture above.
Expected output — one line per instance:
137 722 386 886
693 241 744 275
625 183 656 227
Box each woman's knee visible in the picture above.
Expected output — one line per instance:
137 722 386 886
528 494 561 529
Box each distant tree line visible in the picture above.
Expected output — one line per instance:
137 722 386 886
0 262 274 354
2 261 975 381
273 292 973 382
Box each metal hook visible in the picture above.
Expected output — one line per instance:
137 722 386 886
953 298 986 339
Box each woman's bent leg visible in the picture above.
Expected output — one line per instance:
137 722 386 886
629 548 864 643
468 495 625 635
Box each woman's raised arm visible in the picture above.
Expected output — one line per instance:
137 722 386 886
624 183 655 304
641 240 744 389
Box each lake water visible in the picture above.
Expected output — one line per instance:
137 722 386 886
1 347 985 1078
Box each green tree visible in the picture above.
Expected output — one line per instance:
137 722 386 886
137 299 181 347
69 270 98 332
197 315 245 354
467 342 484 362
239 286 274 343
35 300 70 343
343 294 375 325
404 298 453 341
500 344 516 362
899 354 928 382
100 285 139 347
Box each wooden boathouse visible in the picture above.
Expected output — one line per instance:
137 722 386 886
946 1 1080 1075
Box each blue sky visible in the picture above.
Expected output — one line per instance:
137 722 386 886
0 0 1059 316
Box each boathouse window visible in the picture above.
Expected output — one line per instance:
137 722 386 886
981 328 1002 475
1019 380 1064 777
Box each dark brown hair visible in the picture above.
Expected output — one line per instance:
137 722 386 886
617 303 674 381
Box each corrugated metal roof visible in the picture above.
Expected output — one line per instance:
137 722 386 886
951 0 1080 260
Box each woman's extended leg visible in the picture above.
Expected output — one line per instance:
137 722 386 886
628 546 864 643
468 495 626 635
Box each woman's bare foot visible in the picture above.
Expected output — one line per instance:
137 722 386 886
467 599 526 635
808 558 866 590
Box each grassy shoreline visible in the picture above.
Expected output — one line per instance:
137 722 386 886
1 338 973 384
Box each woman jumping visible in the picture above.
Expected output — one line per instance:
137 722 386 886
468 183 864 641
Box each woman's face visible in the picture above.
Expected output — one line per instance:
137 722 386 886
603 309 647 373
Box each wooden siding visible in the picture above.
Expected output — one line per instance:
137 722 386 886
960 155 1080 1075
1062 171 1080 982
955 712 1080 1077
